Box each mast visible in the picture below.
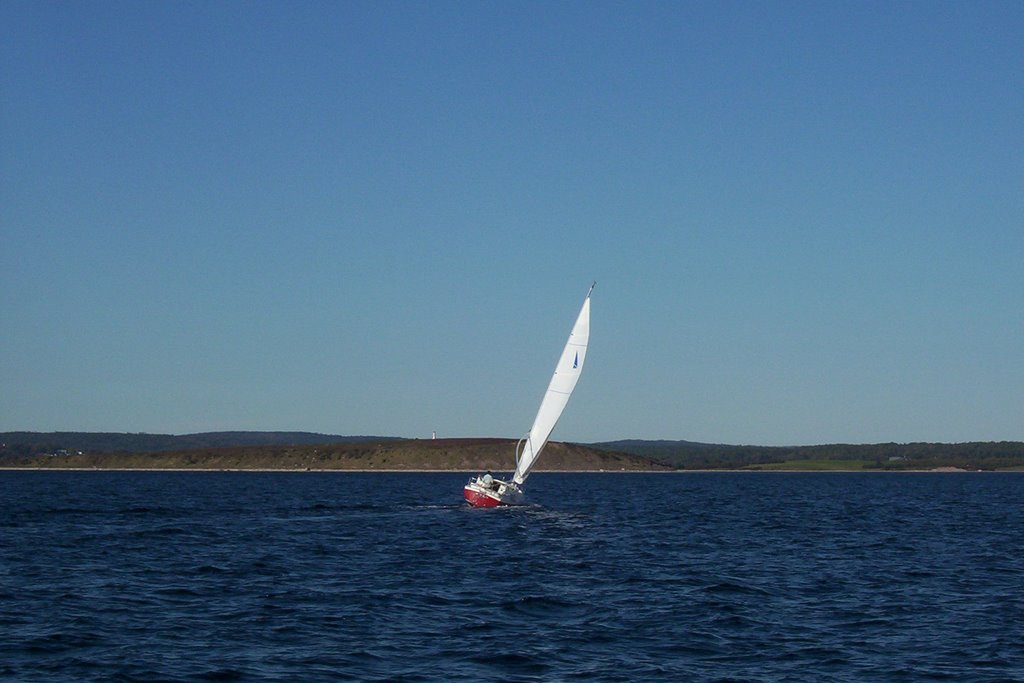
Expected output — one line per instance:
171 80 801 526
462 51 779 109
512 283 594 485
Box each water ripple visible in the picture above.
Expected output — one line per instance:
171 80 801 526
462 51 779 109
1 471 1022 681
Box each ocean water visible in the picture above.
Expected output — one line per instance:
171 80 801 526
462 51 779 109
1 471 1022 682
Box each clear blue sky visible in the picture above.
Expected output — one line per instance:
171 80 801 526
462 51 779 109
2 1 1021 445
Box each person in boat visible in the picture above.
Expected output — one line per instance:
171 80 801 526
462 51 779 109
481 471 497 490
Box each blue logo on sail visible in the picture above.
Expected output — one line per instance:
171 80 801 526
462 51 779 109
573 352 578 369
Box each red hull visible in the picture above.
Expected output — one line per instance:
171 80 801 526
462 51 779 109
463 486 501 507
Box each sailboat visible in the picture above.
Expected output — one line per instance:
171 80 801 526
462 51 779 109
464 283 593 507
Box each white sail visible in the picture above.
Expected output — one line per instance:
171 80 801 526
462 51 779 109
512 285 593 485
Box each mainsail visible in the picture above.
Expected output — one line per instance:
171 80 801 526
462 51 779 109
512 284 593 485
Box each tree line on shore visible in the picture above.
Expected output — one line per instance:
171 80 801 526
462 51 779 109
0 431 396 459
595 439 1024 470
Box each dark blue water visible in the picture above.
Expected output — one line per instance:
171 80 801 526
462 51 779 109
1 471 1022 682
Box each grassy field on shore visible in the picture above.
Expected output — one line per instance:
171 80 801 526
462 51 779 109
742 459 871 471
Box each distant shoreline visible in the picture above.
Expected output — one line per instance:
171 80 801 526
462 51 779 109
0 467 668 473
1 467 1009 473
5 434 1023 471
